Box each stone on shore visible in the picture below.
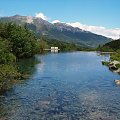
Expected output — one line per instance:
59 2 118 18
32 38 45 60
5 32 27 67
108 60 120 73
114 80 120 85
109 60 120 65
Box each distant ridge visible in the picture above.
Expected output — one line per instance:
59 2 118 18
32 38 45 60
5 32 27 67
0 15 112 48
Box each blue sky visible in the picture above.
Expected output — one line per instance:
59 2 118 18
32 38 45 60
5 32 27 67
0 0 120 39
0 0 120 28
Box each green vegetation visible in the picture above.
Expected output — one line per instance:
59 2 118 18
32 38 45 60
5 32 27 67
116 64 120 68
97 39 120 61
35 36 89 53
98 39 120 70
97 45 114 52
102 61 109 66
0 38 16 64
0 64 20 93
110 50 120 62
43 38 82 51
0 22 38 58
97 39 120 52
0 22 39 93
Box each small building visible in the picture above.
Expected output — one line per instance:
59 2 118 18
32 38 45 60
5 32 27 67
51 47 59 52
51 47 55 50
44 47 60 52
55 47 58 50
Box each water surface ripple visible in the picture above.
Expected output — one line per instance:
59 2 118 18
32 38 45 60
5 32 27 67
0 52 120 120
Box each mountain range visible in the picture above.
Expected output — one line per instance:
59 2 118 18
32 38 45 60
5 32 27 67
0 15 112 48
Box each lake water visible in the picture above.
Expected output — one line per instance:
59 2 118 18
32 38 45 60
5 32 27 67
0 52 120 120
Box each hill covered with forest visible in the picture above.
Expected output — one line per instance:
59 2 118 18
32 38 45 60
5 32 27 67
97 39 120 52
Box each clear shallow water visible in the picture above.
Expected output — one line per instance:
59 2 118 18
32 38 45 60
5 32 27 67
0 52 120 120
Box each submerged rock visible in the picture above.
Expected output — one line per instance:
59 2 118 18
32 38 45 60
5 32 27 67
114 80 120 85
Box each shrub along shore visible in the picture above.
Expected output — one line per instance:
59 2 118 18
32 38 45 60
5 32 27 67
0 22 41 93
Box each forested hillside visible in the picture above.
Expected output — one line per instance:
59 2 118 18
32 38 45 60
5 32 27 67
97 39 120 52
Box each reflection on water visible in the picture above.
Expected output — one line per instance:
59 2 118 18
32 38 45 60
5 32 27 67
0 52 120 120
17 57 40 75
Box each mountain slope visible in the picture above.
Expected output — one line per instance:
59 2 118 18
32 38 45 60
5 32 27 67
103 39 120 50
98 39 120 51
0 15 111 48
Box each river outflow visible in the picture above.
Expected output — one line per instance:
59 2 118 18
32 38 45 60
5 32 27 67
0 52 120 120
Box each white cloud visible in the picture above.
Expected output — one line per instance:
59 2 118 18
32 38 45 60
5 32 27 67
67 22 120 39
52 20 61 24
35 12 48 20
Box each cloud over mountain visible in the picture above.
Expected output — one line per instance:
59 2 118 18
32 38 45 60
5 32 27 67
31 12 120 39
52 20 61 24
35 12 48 20
67 22 120 39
